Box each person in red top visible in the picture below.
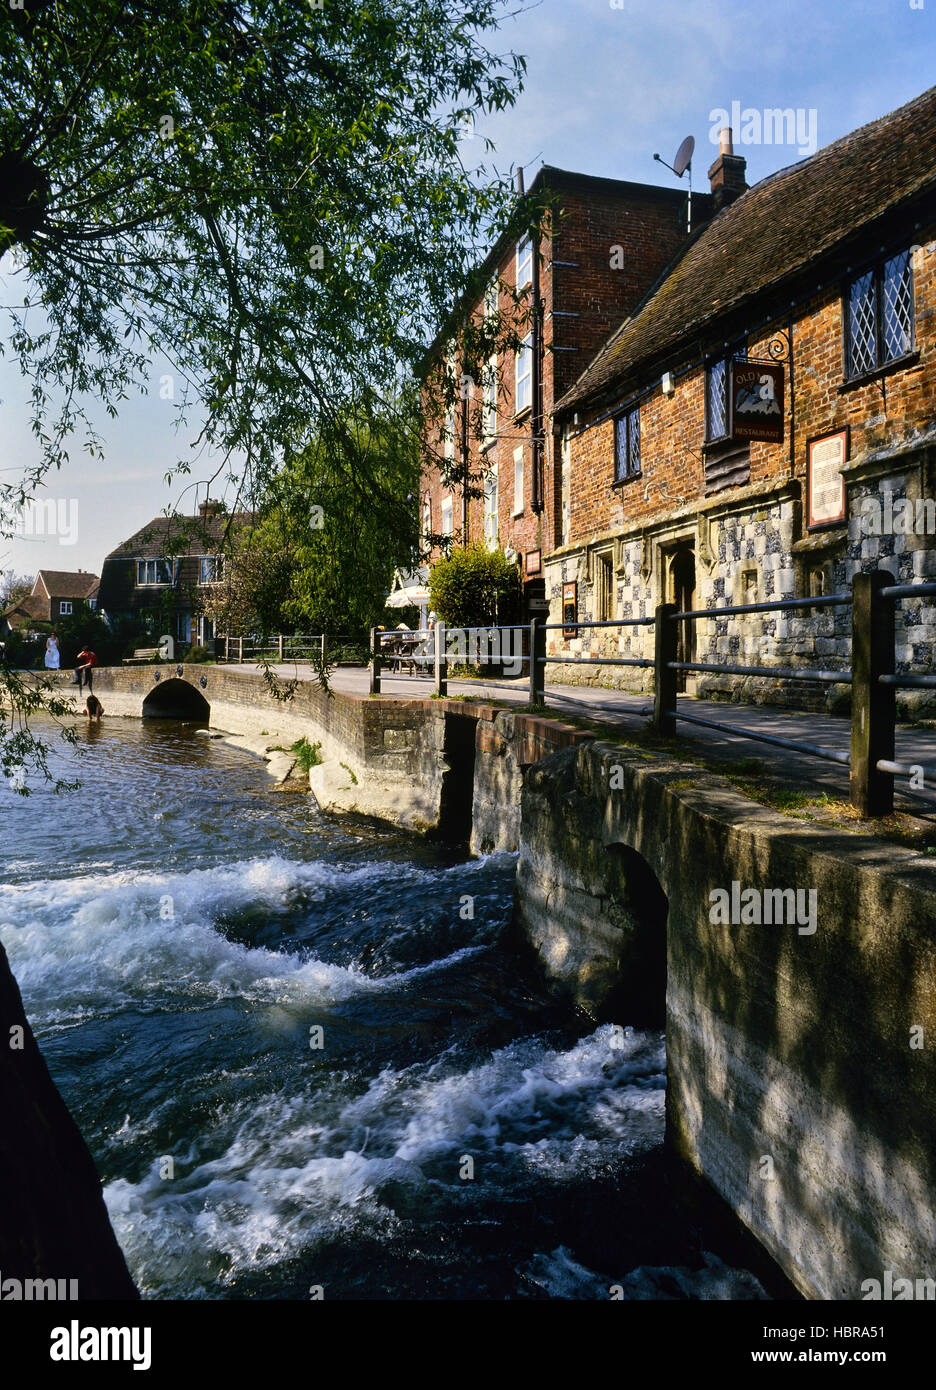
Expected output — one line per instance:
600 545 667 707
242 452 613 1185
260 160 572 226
74 646 97 693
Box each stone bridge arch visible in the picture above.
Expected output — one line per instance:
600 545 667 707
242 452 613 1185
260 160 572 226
141 676 211 720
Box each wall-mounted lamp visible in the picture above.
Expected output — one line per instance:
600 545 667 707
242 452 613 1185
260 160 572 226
662 371 675 397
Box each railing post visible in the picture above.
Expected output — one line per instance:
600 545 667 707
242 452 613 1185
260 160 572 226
278 634 284 662
321 633 328 669
238 636 244 664
850 569 895 817
434 621 447 697
224 635 230 663
652 603 678 736
369 627 381 694
530 618 545 706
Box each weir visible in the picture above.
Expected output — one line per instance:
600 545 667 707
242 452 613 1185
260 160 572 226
43 663 936 1301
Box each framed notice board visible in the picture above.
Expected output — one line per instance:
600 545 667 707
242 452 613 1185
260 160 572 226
562 581 577 639
807 427 849 529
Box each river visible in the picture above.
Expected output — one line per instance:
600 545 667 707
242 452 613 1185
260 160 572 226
1 715 772 1300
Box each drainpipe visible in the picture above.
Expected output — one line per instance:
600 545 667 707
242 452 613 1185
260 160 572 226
531 230 543 515
460 353 470 546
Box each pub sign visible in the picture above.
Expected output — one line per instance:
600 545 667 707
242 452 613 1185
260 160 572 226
729 360 784 444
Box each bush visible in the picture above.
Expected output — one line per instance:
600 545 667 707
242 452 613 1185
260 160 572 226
428 544 521 629
181 644 213 663
290 736 322 771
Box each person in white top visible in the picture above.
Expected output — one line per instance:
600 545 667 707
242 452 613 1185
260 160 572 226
44 632 61 670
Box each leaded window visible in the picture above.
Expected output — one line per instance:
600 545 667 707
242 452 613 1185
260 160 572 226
846 249 914 379
614 406 641 482
706 348 748 442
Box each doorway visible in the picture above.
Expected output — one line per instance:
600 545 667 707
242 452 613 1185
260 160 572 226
668 545 696 693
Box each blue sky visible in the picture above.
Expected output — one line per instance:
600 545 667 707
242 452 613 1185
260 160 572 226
1 0 934 580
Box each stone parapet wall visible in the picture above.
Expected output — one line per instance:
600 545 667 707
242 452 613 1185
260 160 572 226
518 739 936 1300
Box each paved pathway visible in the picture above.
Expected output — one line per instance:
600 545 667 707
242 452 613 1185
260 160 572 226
225 662 936 823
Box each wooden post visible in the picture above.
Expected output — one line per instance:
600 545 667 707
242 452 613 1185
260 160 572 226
321 633 328 668
434 621 447 697
850 570 895 817
278 634 284 662
237 636 243 664
652 603 678 737
369 627 381 694
529 618 545 707
224 635 230 663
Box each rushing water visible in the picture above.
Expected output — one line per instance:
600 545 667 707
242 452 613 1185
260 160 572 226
1 716 771 1300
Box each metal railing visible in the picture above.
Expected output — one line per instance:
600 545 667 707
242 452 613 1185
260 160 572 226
220 634 368 665
370 624 528 697
523 568 936 818
220 576 935 818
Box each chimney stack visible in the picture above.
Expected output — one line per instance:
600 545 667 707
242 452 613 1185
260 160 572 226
707 127 747 211
199 498 222 519
516 166 525 197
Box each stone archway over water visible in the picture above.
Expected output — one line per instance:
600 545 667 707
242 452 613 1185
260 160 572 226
141 678 211 720
602 842 668 1027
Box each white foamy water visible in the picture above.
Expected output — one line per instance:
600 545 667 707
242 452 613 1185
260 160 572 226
103 1025 666 1296
0 855 490 1029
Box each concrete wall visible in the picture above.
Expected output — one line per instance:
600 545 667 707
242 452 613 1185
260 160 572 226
518 738 936 1300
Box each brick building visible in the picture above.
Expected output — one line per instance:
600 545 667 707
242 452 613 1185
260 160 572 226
1 569 99 633
97 500 238 647
547 84 936 715
421 165 711 614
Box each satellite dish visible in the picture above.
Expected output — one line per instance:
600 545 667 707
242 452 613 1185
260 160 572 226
674 135 695 177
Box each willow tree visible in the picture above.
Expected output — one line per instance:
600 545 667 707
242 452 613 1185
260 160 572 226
0 0 528 785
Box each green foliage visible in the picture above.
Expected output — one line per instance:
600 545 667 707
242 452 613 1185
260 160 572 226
428 544 521 628
259 399 423 637
0 663 80 795
47 605 114 667
0 0 530 785
0 0 527 504
290 736 322 772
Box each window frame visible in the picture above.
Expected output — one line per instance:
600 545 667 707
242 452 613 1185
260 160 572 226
440 495 454 537
513 446 524 517
136 558 172 587
594 549 615 623
843 248 915 383
613 404 641 485
198 555 224 585
705 345 748 444
516 235 533 291
515 333 533 416
482 356 497 445
483 464 498 547
59 600 73 615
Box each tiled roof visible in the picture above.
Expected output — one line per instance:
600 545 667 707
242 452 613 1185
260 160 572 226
2 594 48 623
35 569 100 599
105 513 241 560
558 84 936 414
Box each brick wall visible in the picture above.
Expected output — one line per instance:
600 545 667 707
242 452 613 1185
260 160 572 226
545 224 936 712
421 177 698 578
